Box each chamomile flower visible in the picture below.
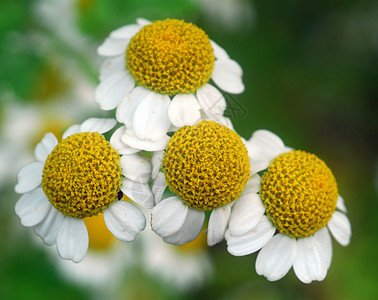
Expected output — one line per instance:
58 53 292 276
15 118 149 263
96 18 244 145
225 130 352 283
150 120 261 246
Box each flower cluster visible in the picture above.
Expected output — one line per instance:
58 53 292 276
15 18 351 283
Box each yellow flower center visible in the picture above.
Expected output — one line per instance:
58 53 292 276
42 132 122 219
163 120 250 210
126 19 215 96
260 150 338 238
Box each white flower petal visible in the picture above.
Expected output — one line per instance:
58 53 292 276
97 37 129 56
256 234 297 281
212 59 244 94
247 129 286 174
336 195 347 213
121 178 154 209
151 172 167 205
57 217 89 263
120 153 151 184
196 84 226 117
34 206 64 246
80 118 116 134
99 55 125 81
226 216 275 256
132 91 171 141
15 162 43 194
314 227 333 272
34 133 58 162
116 86 149 126
110 127 139 155
151 151 164 180
95 71 135 110
62 124 80 139
168 94 201 127
163 208 205 245
207 205 231 246
121 127 169 151
103 200 146 241
210 40 229 60
241 174 261 196
328 211 351 246
110 24 141 39
228 193 265 236
15 188 51 227
137 18 151 26
151 196 188 238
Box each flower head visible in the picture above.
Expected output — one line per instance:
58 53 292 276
150 120 259 246
15 118 150 262
225 130 352 283
96 18 244 146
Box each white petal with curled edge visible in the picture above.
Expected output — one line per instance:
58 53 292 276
132 91 171 141
95 72 135 111
336 195 347 213
210 40 229 60
196 84 226 117
226 216 275 256
151 151 164 180
15 188 51 227
15 162 43 194
80 118 116 135
228 193 265 236
121 178 154 209
97 37 129 56
293 232 328 283
256 234 297 281
168 94 201 127
315 227 333 272
241 174 261 196
163 208 205 245
120 154 151 184
247 129 285 174
110 127 139 155
212 59 244 94
110 24 141 39
116 86 149 126
328 211 351 246
103 200 146 242
207 205 231 246
151 196 188 238
121 127 169 151
99 55 125 81
57 217 89 263
34 206 64 246
151 172 167 204
62 124 80 139
34 133 58 162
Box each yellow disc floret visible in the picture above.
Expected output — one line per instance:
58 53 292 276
126 19 215 96
163 120 250 210
260 150 338 238
42 132 122 219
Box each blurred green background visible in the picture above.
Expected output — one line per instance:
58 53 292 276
0 0 377 299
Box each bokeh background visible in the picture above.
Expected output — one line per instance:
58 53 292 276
0 0 377 299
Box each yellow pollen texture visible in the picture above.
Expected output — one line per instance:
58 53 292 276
260 150 338 238
126 19 215 96
42 132 122 219
163 120 250 211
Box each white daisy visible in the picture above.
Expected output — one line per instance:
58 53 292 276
149 120 261 246
225 130 352 283
14 118 151 263
95 18 244 146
